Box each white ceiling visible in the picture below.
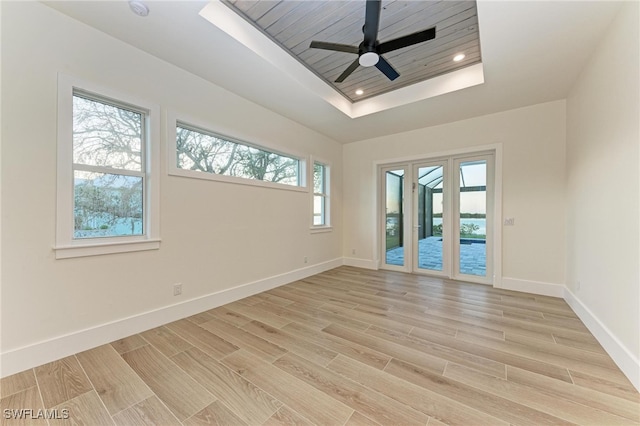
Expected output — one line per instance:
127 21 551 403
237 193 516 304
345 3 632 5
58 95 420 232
46 1 622 144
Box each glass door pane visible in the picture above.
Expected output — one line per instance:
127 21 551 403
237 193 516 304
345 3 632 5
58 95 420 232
415 163 446 274
457 160 487 277
380 153 493 284
385 169 405 267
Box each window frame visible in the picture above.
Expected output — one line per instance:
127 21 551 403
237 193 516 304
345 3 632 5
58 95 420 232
311 158 332 232
167 111 307 192
55 74 160 259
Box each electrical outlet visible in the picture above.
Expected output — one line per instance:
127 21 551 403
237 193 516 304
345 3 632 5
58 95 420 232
173 283 182 296
504 218 515 226
304 256 308 264
352 248 356 255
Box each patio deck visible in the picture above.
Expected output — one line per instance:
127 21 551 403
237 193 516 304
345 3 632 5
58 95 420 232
386 236 486 276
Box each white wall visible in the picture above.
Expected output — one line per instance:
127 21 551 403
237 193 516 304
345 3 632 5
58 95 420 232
565 1 639 387
343 100 567 290
0 2 343 375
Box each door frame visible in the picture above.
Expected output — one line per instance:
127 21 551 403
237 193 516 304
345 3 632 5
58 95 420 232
375 144 503 287
451 154 495 285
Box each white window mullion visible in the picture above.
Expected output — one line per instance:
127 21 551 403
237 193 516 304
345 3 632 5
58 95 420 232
72 164 146 179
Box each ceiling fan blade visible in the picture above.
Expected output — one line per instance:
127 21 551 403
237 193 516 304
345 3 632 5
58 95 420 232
378 27 436 54
363 0 381 46
375 56 400 81
309 41 359 55
335 58 360 83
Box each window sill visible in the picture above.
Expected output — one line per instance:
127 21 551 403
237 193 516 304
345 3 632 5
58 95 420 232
54 239 161 259
310 226 333 234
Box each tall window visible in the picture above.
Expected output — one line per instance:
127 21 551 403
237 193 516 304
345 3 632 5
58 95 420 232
175 122 303 188
56 75 159 259
313 161 330 227
72 93 146 239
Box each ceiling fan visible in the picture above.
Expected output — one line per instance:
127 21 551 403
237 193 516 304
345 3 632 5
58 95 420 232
309 0 436 83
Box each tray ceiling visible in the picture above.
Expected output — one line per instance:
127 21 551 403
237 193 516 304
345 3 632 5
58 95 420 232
223 0 482 102
43 1 622 142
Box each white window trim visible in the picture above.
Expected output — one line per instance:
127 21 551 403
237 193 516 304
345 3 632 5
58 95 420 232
54 74 160 259
167 110 307 192
310 157 332 232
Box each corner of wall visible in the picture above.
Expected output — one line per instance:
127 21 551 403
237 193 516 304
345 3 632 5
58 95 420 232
499 277 566 298
342 257 378 270
564 288 640 392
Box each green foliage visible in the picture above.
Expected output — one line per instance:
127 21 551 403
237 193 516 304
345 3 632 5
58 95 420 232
432 222 485 238
460 223 480 235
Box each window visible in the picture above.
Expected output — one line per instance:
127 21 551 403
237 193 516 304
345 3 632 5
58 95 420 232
172 122 304 189
56 75 160 258
312 161 330 228
72 94 145 238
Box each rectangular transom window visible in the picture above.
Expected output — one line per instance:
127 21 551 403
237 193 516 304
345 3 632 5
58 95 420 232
175 122 303 188
313 161 330 227
56 74 160 259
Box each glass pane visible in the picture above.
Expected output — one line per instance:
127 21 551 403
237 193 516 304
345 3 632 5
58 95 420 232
417 165 443 188
385 170 404 266
176 125 300 186
313 163 324 194
417 165 444 272
313 195 325 226
73 95 143 171
459 161 486 188
74 171 143 239
459 160 486 276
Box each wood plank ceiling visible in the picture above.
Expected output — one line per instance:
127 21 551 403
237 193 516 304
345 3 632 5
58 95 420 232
223 0 482 102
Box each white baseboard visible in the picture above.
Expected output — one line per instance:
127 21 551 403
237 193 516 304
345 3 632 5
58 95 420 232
498 277 565 298
564 289 640 392
0 258 343 378
342 257 378 270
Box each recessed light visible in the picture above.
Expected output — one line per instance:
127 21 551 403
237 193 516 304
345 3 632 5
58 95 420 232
453 53 465 62
129 1 149 17
355 89 364 96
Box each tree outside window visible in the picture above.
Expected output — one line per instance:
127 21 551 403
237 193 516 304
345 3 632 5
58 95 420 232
72 94 147 239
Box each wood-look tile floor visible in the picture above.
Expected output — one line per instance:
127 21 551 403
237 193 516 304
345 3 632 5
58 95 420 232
2 266 639 425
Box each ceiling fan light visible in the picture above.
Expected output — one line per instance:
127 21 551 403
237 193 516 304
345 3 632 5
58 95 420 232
359 52 379 67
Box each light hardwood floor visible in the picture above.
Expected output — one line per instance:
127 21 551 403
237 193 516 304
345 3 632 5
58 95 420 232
1 266 638 425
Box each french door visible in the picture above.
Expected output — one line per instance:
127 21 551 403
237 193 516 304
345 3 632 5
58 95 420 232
382 153 494 284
